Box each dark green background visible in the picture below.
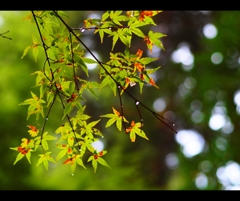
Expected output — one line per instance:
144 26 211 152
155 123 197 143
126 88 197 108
0 11 239 190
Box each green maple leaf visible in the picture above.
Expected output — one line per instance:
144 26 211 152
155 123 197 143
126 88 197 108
36 152 56 171
81 120 101 139
100 107 128 131
19 91 45 120
126 121 149 142
87 150 110 173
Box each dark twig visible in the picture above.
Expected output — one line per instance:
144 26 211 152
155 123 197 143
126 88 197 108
0 31 12 40
117 85 127 133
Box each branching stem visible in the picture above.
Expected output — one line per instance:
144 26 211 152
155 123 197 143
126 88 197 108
52 10 177 134
31 11 81 151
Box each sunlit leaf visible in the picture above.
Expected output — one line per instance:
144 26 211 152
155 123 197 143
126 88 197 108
21 46 31 59
118 30 130 47
32 45 40 62
146 66 161 74
116 118 122 131
81 57 97 64
36 152 56 171
43 159 49 171
26 151 32 164
36 156 43 167
99 76 110 89
57 11 70 18
87 119 101 128
97 157 111 169
101 11 109 21
41 139 49 150
92 158 98 173
130 130 136 142
76 155 86 169
56 148 68 161
71 161 77 173
13 153 25 165
105 117 117 128
131 27 145 38
112 34 118 51
43 133 57 141
19 91 45 120
62 102 74 120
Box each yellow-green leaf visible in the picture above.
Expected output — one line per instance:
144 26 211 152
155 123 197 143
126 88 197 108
116 118 122 131
92 159 98 173
136 129 149 141
13 153 24 165
131 27 145 38
105 118 117 128
32 46 39 62
130 130 136 142
62 102 74 120
36 156 43 167
97 157 111 169
21 46 31 59
101 11 109 21
41 139 49 150
76 156 86 169
43 159 49 171
112 34 118 51
26 151 32 164
56 149 68 161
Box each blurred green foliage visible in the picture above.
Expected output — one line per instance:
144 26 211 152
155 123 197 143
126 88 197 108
1 11 240 190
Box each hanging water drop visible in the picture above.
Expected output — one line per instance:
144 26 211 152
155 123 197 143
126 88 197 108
118 85 121 88
136 101 139 105
72 173 74 176
101 136 104 138
130 81 136 87
81 28 85 33
109 27 111 30
172 123 175 127
46 117 48 120
79 148 81 151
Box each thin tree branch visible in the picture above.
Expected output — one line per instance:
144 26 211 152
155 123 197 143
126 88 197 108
0 30 12 40
31 11 81 151
52 10 177 134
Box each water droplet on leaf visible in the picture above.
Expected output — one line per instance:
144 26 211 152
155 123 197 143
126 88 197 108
130 81 136 87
